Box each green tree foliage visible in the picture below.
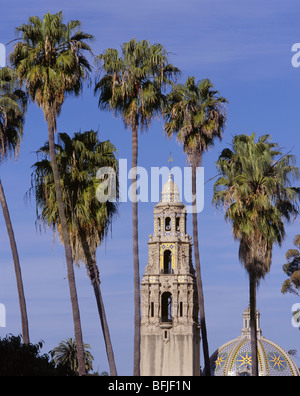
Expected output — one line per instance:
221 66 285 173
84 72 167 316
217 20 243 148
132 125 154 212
0 67 27 160
50 338 94 374
0 334 74 376
282 234 300 296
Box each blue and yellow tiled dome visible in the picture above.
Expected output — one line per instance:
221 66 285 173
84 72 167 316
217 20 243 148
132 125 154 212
210 308 299 376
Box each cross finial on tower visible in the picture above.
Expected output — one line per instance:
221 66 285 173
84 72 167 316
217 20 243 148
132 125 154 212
168 152 174 171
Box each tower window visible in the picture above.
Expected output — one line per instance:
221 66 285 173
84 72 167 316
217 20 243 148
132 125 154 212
157 218 161 231
180 301 183 317
161 292 172 322
151 302 154 317
163 250 172 274
176 217 180 232
165 217 171 231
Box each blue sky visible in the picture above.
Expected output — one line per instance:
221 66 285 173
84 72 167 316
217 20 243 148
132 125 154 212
1 0 300 375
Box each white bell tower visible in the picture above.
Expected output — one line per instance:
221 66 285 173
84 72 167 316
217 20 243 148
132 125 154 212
140 173 200 376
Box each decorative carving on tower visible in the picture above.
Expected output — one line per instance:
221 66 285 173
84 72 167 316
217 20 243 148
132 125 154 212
140 173 200 376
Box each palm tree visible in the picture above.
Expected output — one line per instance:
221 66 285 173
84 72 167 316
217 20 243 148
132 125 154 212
29 130 118 376
281 234 300 297
95 38 180 375
0 66 29 344
10 12 94 375
213 133 300 376
164 76 227 376
51 338 94 375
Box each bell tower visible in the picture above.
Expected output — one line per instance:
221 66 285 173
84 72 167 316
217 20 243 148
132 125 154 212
140 173 200 376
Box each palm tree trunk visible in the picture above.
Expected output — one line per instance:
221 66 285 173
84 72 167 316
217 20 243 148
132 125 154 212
0 178 30 345
249 275 259 376
47 115 86 376
88 260 118 376
191 163 210 376
79 229 118 376
132 124 140 376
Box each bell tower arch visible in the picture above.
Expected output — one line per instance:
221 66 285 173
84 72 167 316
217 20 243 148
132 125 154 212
140 173 200 376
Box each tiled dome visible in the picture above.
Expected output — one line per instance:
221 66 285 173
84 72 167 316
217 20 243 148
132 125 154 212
210 308 299 376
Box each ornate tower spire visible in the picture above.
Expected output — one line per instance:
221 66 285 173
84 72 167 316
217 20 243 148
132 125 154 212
140 173 200 376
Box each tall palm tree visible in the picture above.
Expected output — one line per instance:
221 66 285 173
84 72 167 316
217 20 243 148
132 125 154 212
10 12 94 375
0 66 29 344
29 130 118 376
51 338 94 375
164 76 227 376
95 39 180 375
213 133 300 376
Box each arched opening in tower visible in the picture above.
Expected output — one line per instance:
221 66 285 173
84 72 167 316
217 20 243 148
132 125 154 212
163 250 172 274
165 217 171 231
161 292 173 322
